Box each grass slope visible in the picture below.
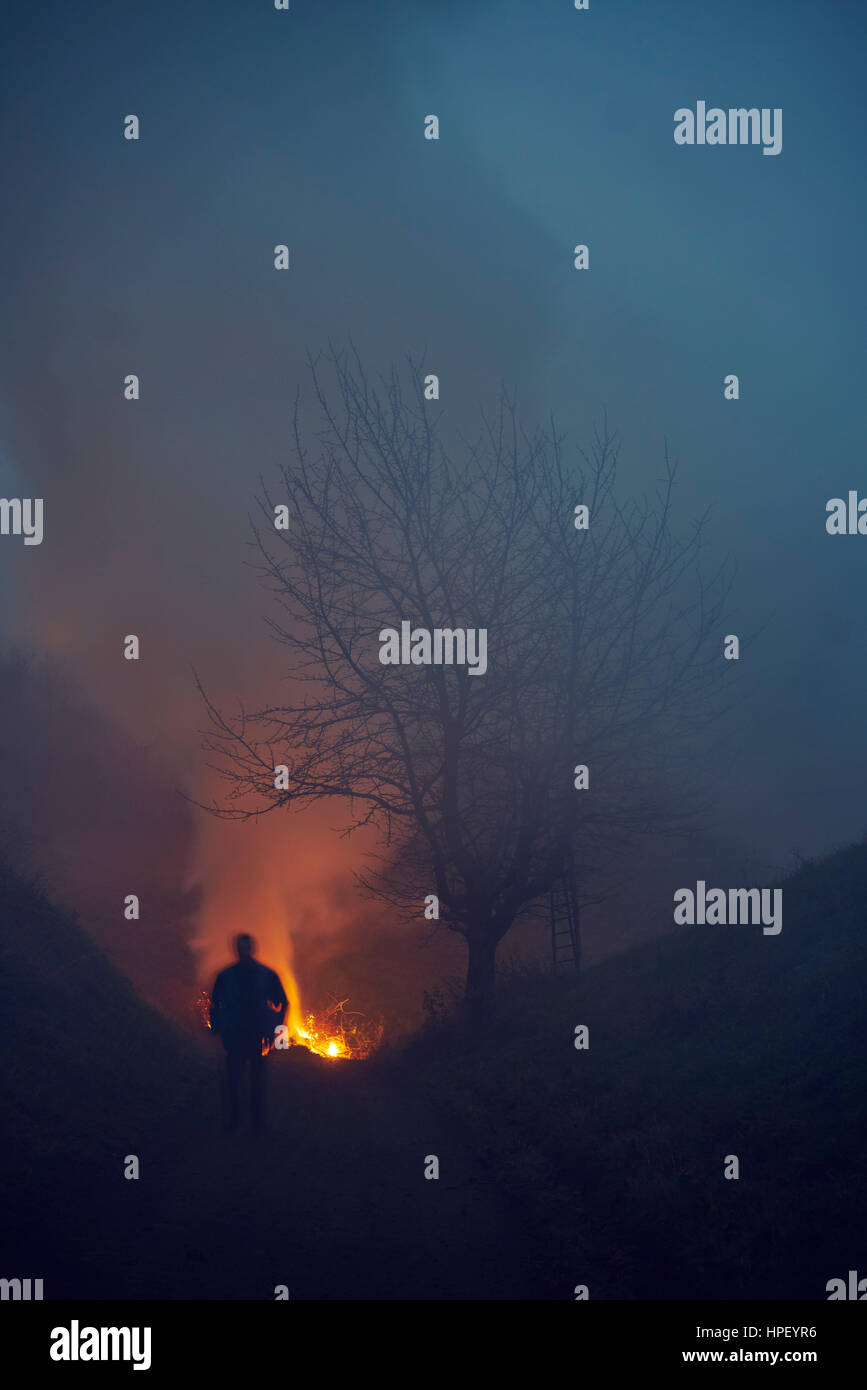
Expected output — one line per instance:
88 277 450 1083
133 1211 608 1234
0 867 207 1282
401 841 867 1298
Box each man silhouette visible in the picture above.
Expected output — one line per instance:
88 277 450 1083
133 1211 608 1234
209 934 288 1134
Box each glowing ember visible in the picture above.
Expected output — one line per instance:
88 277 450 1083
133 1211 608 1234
293 1017 346 1059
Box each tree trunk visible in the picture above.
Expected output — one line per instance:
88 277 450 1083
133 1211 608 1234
464 931 497 1024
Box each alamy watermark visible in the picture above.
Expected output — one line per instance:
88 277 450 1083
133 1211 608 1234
674 881 782 935
379 621 487 676
0 498 43 545
0 1277 43 1299
674 103 782 156
50 1320 152 1371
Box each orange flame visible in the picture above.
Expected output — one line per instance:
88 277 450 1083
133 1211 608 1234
294 1015 347 1059
198 989 379 1061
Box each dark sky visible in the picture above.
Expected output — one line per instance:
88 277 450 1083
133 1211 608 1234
1 0 865 1016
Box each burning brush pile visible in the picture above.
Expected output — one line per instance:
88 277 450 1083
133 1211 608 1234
196 989 382 1061
291 998 383 1060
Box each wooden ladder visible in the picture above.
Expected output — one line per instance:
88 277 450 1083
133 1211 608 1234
550 870 581 973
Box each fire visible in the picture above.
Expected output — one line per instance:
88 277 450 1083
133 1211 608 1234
293 1014 348 1060
292 999 383 1060
197 989 381 1061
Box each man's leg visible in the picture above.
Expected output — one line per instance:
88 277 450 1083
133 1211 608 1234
225 1049 242 1132
250 1047 267 1133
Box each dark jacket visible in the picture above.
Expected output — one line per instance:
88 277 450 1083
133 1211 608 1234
209 959 288 1052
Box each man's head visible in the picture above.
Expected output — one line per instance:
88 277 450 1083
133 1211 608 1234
235 933 255 961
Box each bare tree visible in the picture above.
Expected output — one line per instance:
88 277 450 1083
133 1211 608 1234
199 347 731 1019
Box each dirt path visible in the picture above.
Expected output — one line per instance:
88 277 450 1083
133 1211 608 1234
63 1049 555 1300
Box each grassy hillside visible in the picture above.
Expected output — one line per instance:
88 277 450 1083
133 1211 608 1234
0 865 207 1281
399 841 867 1298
